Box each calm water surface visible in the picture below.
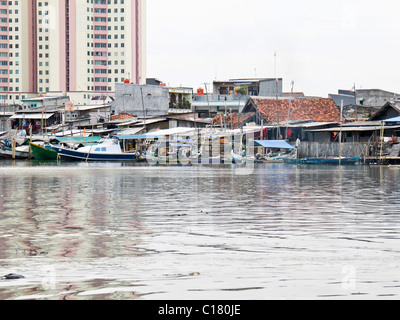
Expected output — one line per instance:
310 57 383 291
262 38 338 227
0 161 399 300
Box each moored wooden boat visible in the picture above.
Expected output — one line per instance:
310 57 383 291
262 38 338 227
30 136 103 160
30 142 58 160
0 146 30 159
303 156 361 165
52 139 137 161
284 156 361 165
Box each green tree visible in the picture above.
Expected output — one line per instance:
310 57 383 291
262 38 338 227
235 85 248 95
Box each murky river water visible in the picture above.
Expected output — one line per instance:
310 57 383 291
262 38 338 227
0 161 399 300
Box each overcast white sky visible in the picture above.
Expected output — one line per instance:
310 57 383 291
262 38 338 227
146 0 400 97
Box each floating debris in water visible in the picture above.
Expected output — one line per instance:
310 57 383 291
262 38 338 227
163 272 200 278
1 274 25 280
15 249 48 256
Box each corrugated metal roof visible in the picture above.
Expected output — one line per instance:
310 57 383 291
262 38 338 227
117 127 146 136
288 121 338 128
72 104 111 111
114 134 160 140
10 113 54 120
306 125 400 132
192 101 246 107
150 127 196 136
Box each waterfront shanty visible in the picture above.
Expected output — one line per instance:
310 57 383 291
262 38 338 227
1 76 400 164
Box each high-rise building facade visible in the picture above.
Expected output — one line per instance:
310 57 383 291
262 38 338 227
0 0 146 105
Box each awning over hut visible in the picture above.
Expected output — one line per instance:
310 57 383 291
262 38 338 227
254 140 295 149
10 113 55 120
51 136 102 144
384 116 400 125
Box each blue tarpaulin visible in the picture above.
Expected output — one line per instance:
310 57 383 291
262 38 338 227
254 140 295 149
51 136 102 144
383 116 400 125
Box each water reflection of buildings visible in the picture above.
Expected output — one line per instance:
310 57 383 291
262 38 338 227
0 168 147 261
1 165 400 300
0 175 14 259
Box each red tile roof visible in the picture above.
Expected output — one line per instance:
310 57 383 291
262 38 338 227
212 112 255 129
249 97 340 123
111 113 135 120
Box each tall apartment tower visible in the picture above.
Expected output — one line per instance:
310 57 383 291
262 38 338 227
0 0 146 105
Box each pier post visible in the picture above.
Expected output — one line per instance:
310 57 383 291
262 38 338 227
12 130 16 160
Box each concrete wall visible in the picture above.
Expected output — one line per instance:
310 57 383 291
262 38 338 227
330 89 399 109
113 83 169 117
259 79 283 97
329 94 355 107
192 94 248 114
356 90 398 108
22 96 70 110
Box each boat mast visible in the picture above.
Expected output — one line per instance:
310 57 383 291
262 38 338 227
354 83 358 122
140 87 147 133
339 99 343 165
204 83 211 120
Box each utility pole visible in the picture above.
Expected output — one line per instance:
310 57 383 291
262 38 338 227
286 80 294 140
275 80 280 139
204 83 211 119
275 51 280 140
339 100 344 166
354 83 358 122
